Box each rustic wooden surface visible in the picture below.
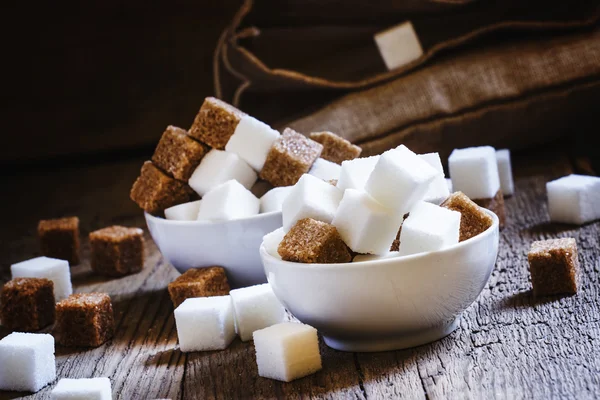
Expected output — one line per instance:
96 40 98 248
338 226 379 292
0 146 599 399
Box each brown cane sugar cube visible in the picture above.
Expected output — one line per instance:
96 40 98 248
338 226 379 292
188 97 246 149
473 189 506 228
278 218 352 264
90 226 145 277
260 128 323 187
37 217 80 265
0 278 55 332
441 191 493 242
309 131 362 165
528 238 578 297
167 267 231 308
54 293 115 347
152 125 210 181
130 161 193 214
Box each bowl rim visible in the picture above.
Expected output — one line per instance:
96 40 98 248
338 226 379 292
144 210 282 226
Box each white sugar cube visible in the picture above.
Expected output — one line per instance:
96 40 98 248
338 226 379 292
398 201 460 256
336 155 380 192
308 158 341 182
419 152 450 205
188 149 257 197
547 174 600 225
0 332 56 392
353 251 400 263
496 149 514 196
164 200 202 221
262 228 285 260
446 178 453 192
260 187 292 214
332 189 402 255
449 146 500 199
365 145 440 214
51 377 112 400
225 116 280 171
11 256 72 301
282 174 343 232
174 296 235 352
230 284 286 342
197 180 259 221
374 21 423 71
253 322 322 382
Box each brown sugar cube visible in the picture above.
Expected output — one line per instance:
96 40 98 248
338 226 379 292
441 191 493 242
278 218 352 264
90 226 145 277
38 217 80 265
188 97 246 149
0 278 55 332
54 293 114 347
473 189 506 228
168 267 231 308
260 128 323 187
309 131 362 165
130 161 193 214
528 238 578 297
151 125 210 181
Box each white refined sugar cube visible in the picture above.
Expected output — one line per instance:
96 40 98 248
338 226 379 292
308 158 341 182
353 251 400 262
282 174 343 231
547 174 600 225
197 180 259 221
51 377 112 400
164 200 202 221
188 149 257 197
230 283 286 342
446 178 453 192
336 155 380 192
419 152 450 205
449 146 500 199
253 322 322 382
260 187 292 214
0 332 56 392
11 256 72 301
262 228 285 260
398 201 460 256
365 145 440 214
225 116 280 171
496 149 514 196
374 21 423 71
332 189 401 255
174 296 235 352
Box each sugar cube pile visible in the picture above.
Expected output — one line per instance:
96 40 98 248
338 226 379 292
225 116 280 171
230 283 286 341
197 180 260 221
51 377 112 400
11 256 72 301
546 174 600 225
337 155 380 192
189 149 257 197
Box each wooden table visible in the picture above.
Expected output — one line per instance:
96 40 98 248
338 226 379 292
1 146 599 399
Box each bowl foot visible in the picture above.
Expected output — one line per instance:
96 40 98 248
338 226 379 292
322 318 460 352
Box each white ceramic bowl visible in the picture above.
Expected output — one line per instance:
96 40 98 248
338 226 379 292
146 211 282 288
260 209 499 352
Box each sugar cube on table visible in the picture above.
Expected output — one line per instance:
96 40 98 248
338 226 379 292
374 21 423 71
11 256 72 301
308 158 342 182
260 187 292 213
0 278 55 332
353 251 400 262
496 149 514 196
197 180 260 221
152 125 210 181
174 296 236 352
230 283 286 342
0 332 56 392
336 155 380 192
90 226 145 277
282 174 343 231
419 152 450 205
164 200 202 221
225 116 280 171
38 216 80 265
51 377 112 400
332 189 402 255
54 293 115 347
253 322 322 382
188 97 246 149
546 174 600 225
528 238 578 297
168 267 230 308
441 191 493 242
448 146 500 200
262 228 286 260
188 149 258 197
309 131 361 164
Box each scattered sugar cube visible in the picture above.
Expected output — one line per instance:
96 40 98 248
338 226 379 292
54 293 115 347
336 155 380 192
332 189 402 255
496 149 514 196
446 178 453 192
38 216 80 265
90 226 145 277
51 377 112 400
0 278 55 332
547 174 600 225
308 131 362 164
528 238 578 296
473 189 505 227
308 158 342 182
398 201 460 256
253 322 322 382
441 192 493 241
188 149 257 197
168 267 230 308
11 256 72 301
0 332 56 392
197 180 260 221
164 200 202 221
174 296 236 352
188 97 246 149
374 21 423 71
353 252 400 262
260 187 292 214
262 228 285 260
152 125 210 181
230 283 286 341
448 146 500 200
419 152 450 205
282 174 343 231
225 115 280 171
